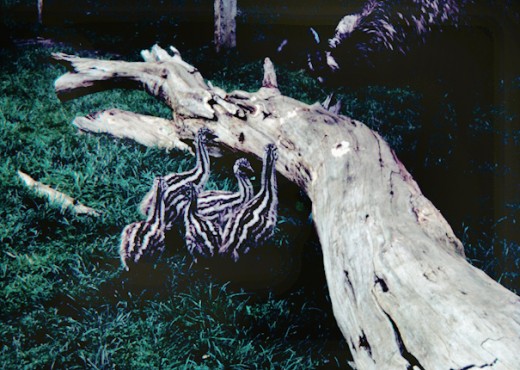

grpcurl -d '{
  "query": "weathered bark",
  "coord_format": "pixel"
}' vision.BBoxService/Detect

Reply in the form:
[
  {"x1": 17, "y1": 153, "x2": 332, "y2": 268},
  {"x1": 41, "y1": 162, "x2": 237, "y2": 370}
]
[
  {"x1": 52, "y1": 45, "x2": 520, "y2": 370},
  {"x1": 214, "y1": 0, "x2": 237, "y2": 52}
]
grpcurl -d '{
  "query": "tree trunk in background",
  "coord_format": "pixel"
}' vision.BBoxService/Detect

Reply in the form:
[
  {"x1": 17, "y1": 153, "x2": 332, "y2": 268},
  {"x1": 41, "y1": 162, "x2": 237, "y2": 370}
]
[
  {"x1": 52, "y1": 45, "x2": 520, "y2": 370},
  {"x1": 214, "y1": 0, "x2": 237, "y2": 52},
  {"x1": 37, "y1": 0, "x2": 43, "y2": 25}
]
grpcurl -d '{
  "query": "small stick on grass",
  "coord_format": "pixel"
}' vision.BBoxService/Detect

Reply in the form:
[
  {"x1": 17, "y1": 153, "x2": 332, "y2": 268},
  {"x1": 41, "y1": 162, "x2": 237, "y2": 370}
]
[{"x1": 17, "y1": 170, "x2": 101, "y2": 216}]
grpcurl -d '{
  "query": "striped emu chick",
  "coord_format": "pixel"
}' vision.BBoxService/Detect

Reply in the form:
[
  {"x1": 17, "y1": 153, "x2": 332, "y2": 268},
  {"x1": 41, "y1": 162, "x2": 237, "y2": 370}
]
[
  {"x1": 219, "y1": 144, "x2": 278, "y2": 262},
  {"x1": 184, "y1": 184, "x2": 221, "y2": 262},
  {"x1": 197, "y1": 158, "x2": 255, "y2": 226},
  {"x1": 120, "y1": 177, "x2": 167, "y2": 271},
  {"x1": 139, "y1": 127, "x2": 217, "y2": 230}
]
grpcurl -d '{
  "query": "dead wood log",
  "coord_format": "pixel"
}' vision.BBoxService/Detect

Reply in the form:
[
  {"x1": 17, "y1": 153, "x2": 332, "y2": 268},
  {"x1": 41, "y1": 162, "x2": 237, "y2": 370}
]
[
  {"x1": 52, "y1": 45, "x2": 520, "y2": 370},
  {"x1": 18, "y1": 170, "x2": 100, "y2": 216}
]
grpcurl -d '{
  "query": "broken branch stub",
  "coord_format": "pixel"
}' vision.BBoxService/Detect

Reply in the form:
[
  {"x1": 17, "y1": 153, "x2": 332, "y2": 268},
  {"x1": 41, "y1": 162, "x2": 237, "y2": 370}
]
[
  {"x1": 262, "y1": 57, "x2": 278, "y2": 89},
  {"x1": 52, "y1": 45, "x2": 520, "y2": 370}
]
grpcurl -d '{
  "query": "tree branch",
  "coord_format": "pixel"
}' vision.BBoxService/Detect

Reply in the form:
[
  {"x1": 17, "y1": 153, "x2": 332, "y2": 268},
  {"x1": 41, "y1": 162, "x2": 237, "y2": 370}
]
[
  {"x1": 18, "y1": 170, "x2": 101, "y2": 216},
  {"x1": 52, "y1": 44, "x2": 520, "y2": 370},
  {"x1": 75, "y1": 109, "x2": 193, "y2": 153}
]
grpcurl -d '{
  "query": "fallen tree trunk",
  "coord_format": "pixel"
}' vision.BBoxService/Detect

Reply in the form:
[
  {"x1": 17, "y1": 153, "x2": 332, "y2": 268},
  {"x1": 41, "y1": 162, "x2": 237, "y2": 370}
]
[{"x1": 53, "y1": 45, "x2": 520, "y2": 370}]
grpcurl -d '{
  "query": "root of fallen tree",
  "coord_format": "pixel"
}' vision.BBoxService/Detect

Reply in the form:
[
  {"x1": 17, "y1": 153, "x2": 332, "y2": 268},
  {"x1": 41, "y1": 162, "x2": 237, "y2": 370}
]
[{"x1": 53, "y1": 45, "x2": 519, "y2": 370}]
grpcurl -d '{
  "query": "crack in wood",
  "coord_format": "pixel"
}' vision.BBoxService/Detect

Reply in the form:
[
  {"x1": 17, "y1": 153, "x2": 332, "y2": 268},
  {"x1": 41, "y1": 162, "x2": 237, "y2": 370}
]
[
  {"x1": 389, "y1": 170, "x2": 402, "y2": 198},
  {"x1": 344, "y1": 270, "x2": 354, "y2": 290},
  {"x1": 295, "y1": 162, "x2": 312, "y2": 187},
  {"x1": 423, "y1": 272, "x2": 433, "y2": 282},
  {"x1": 409, "y1": 195, "x2": 423, "y2": 223},
  {"x1": 480, "y1": 337, "x2": 503, "y2": 347},
  {"x1": 390, "y1": 148, "x2": 406, "y2": 176},
  {"x1": 358, "y1": 331, "x2": 373, "y2": 358},
  {"x1": 374, "y1": 275, "x2": 389, "y2": 292},
  {"x1": 279, "y1": 138, "x2": 296, "y2": 151},
  {"x1": 375, "y1": 134, "x2": 384, "y2": 168},
  {"x1": 235, "y1": 101, "x2": 256, "y2": 114},
  {"x1": 343, "y1": 270, "x2": 356, "y2": 302},
  {"x1": 450, "y1": 358, "x2": 498, "y2": 370},
  {"x1": 382, "y1": 310, "x2": 426, "y2": 370}
]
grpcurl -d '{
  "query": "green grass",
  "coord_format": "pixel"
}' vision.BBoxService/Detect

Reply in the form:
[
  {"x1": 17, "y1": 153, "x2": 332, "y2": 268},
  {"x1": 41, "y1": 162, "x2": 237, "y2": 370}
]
[
  {"x1": 0, "y1": 41, "x2": 518, "y2": 369},
  {"x1": 0, "y1": 44, "x2": 349, "y2": 369}
]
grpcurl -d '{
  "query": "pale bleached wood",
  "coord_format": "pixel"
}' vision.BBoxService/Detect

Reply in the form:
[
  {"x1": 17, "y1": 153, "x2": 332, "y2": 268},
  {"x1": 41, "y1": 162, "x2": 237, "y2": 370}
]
[
  {"x1": 52, "y1": 45, "x2": 520, "y2": 370},
  {"x1": 53, "y1": 52, "x2": 216, "y2": 120},
  {"x1": 18, "y1": 170, "x2": 100, "y2": 216},
  {"x1": 74, "y1": 109, "x2": 193, "y2": 154},
  {"x1": 321, "y1": 93, "x2": 342, "y2": 114},
  {"x1": 262, "y1": 57, "x2": 279, "y2": 89}
]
